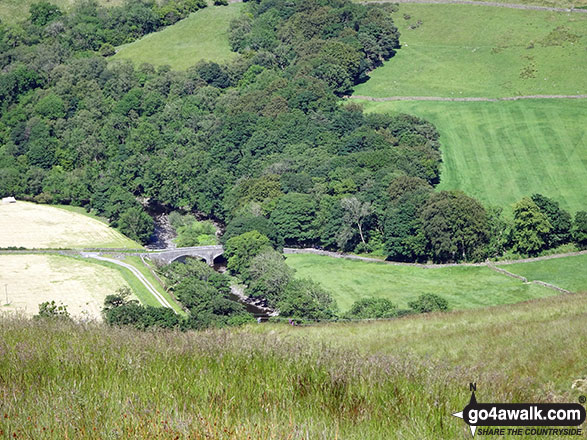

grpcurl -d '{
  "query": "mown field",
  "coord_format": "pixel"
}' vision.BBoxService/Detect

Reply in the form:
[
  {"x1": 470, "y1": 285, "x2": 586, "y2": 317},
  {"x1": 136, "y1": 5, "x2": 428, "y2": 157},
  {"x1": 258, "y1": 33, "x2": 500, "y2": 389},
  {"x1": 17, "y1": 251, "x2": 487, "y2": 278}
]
[
  {"x1": 355, "y1": 98, "x2": 587, "y2": 214},
  {"x1": 112, "y1": 4, "x2": 242, "y2": 70},
  {"x1": 352, "y1": 4, "x2": 587, "y2": 98},
  {"x1": 284, "y1": 254, "x2": 564, "y2": 312},
  {"x1": 0, "y1": 293, "x2": 585, "y2": 439},
  {"x1": 0, "y1": 202, "x2": 141, "y2": 249},
  {"x1": 0, "y1": 0, "x2": 124, "y2": 23},
  {"x1": 503, "y1": 253, "x2": 587, "y2": 292},
  {"x1": 0, "y1": 254, "x2": 130, "y2": 320}
]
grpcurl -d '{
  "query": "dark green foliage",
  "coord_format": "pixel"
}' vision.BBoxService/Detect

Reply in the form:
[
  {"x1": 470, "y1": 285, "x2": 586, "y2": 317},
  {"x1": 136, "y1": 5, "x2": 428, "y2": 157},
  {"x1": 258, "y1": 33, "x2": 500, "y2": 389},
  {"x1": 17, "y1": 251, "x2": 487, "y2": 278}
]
[
  {"x1": 30, "y1": 1, "x2": 62, "y2": 26},
  {"x1": 510, "y1": 197, "x2": 552, "y2": 255},
  {"x1": 35, "y1": 300, "x2": 71, "y2": 320},
  {"x1": 531, "y1": 193, "x2": 572, "y2": 248},
  {"x1": 343, "y1": 297, "x2": 398, "y2": 320},
  {"x1": 118, "y1": 206, "x2": 154, "y2": 244},
  {"x1": 408, "y1": 294, "x2": 449, "y2": 314},
  {"x1": 270, "y1": 193, "x2": 317, "y2": 246},
  {"x1": 573, "y1": 211, "x2": 587, "y2": 249},
  {"x1": 223, "y1": 215, "x2": 282, "y2": 247},
  {"x1": 276, "y1": 278, "x2": 338, "y2": 322},
  {"x1": 105, "y1": 263, "x2": 253, "y2": 330},
  {"x1": 420, "y1": 191, "x2": 489, "y2": 262},
  {"x1": 224, "y1": 231, "x2": 273, "y2": 275},
  {"x1": 245, "y1": 248, "x2": 294, "y2": 305}
]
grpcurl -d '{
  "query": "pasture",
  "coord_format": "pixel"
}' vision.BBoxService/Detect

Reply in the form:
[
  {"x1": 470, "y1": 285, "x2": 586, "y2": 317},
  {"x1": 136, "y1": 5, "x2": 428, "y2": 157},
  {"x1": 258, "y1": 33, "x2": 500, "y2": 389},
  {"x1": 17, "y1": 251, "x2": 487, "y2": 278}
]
[
  {"x1": 0, "y1": 0, "x2": 124, "y2": 23},
  {"x1": 0, "y1": 202, "x2": 141, "y2": 249},
  {"x1": 0, "y1": 255, "x2": 130, "y2": 320},
  {"x1": 112, "y1": 4, "x2": 243, "y2": 70},
  {"x1": 356, "y1": 98, "x2": 587, "y2": 214},
  {"x1": 0, "y1": 293, "x2": 585, "y2": 438},
  {"x1": 352, "y1": 4, "x2": 587, "y2": 98},
  {"x1": 284, "y1": 254, "x2": 558, "y2": 312},
  {"x1": 502, "y1": 253, "x2": 587, "y2": 292}
]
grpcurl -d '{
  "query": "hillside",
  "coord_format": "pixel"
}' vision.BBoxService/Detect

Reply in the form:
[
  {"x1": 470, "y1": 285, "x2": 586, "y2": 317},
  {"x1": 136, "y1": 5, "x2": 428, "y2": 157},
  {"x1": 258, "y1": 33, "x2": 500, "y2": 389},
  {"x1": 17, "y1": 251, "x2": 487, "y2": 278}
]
[
  {"x1": 112, "y1": 4, "x2": 243, "y2": 69},
  {"x1": 0, "y1": 0, "x2": 124, "y2": 23},
  {"x1": 0, "y1": 293, "x2": 585, "y2": 439}
]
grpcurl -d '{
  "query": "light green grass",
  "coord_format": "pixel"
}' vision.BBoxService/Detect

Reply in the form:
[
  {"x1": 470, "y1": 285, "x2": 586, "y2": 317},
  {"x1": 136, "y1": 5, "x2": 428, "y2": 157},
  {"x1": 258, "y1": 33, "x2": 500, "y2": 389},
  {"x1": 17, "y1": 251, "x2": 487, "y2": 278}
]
[
  {"x1": 285, "y1": 254, "x2": 557, "y2": 312},
  {"x1": 353, "y1": 5, "x2": 587, "y2": 98},
  {"x1": 0, "y1": 0, "x2": 124, "y2": 24},
  {"x1": 111, "y1": 4, "x2": 242, "y2": 70},
  {"x1": 359, "y1": 0, "x2": 587, "y2": 8},
  {"x1": 0, "y1": 293, "x2": 585, "y2": 439},
  {"x1": 121, "y1": 255, "x2": 186, "y2": 315},
  {"x1": 355, "y1": 99, "x2": 587, "y2": 214},
  {"x1": 502, "y1": 253, "x2": 587, "y2": 292}
]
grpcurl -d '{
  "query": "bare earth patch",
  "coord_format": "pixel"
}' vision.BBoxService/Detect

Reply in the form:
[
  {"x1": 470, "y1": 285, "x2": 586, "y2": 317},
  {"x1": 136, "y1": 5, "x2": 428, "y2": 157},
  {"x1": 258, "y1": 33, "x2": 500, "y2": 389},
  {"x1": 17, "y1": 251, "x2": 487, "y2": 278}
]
[
  {"x1": 0, "y1": 202, "x2": 139, "y2": 249},
  {"x1": 0, "y1": 255, "x2": 130, "y2": 320}
]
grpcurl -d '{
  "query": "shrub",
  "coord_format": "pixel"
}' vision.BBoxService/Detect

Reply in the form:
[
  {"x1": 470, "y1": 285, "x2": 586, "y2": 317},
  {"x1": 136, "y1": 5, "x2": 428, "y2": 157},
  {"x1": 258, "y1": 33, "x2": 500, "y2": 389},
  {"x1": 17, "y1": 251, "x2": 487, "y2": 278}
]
[{"x1": 408, "y1": 294, "x2": 449, "y2": 314}]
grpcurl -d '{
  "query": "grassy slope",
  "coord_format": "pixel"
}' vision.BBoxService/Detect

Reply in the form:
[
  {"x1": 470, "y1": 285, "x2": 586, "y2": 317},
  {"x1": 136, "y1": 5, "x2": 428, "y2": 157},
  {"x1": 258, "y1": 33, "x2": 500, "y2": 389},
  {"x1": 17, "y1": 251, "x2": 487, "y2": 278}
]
[
  {"x1": 356, "y1": 98, "x2": 587, "y2": 214},
  {"x1": 285, "y1": 254, "x2": 558, "y2": 312},
  {"x1": 0, "y1": 293, "x2": 585, "y2": 439},
  {"x1": 0, "y1": 0, "x2": 123, "y2": 24},
  {"x1": 353, "y1": 5, "x2": 587, "y2": 98},
  {"x1": 111, "y1": 4, "x2": 242, "y2": 70},
  {"x1": 121, "y1": 255, "x2": 186, "y2": 314},
  {"x1": 503, "y1": 253, "x2": 587, "y2": 291}
]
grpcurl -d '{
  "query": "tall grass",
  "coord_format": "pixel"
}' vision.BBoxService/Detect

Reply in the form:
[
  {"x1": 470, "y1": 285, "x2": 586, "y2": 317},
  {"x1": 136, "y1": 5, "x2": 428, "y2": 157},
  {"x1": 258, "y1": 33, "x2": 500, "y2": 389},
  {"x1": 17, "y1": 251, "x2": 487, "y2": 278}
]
[{"x1": 0, "y1": 293, "x2": 585, "y2": 439}]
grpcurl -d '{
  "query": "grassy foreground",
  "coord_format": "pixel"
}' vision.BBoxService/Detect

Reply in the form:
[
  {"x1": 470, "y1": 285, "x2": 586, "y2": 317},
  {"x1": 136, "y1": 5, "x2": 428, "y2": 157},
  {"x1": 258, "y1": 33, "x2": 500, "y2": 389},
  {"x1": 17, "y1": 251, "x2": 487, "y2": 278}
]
[
  {"x1": 0, "y1": 294, "x2": 585, "y2": 439},
  {"x1": 352, "y1": 4, "x2": 587, "y2": 98},
  {"x1": 356, "y1": 99, "x2": 587, "y2": 214},
  {"x1": 112, "y1": 4, "x2": 243, "y2": 70},
  {"x1": 285, "y1": 254, "x2": 559, "y2": 312}
]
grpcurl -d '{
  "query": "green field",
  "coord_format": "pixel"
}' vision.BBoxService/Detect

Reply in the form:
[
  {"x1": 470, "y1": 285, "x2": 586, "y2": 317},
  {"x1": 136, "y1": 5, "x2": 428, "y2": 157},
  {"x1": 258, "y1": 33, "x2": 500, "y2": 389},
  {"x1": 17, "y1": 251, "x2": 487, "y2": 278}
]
[
  {"x1": 284, "y1": 254, "x2": 562, "y2": 312},
  {"x1": 355, "y1": 98, "x2": 587, "y2": 214},
  {"x1": 352, "y1": 4, "x2": 587, "y2": 98},
  {"x1": 359, "y1": 0, "x2": 587, "y2": 8},
  {"x1": 0, "y1": 0, "x2": 123, "y2": 23},
  {"x1": 503, "y1": 253, "x2": 587, "y2": 292},
  {"x1": 112, "y1": 4, "x2": 242, "y2": 70},
  {"x1": 1, "y1": 293, "x2": 585, "y2": 439}
]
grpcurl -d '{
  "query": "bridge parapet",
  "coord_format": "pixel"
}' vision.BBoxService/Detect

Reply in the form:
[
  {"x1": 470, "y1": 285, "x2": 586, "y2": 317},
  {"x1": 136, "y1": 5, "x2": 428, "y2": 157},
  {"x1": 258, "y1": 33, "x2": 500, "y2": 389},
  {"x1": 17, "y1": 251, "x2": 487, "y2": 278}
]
[{"x1": 143, "y1": 245, "x2": 225, "y2": 266}]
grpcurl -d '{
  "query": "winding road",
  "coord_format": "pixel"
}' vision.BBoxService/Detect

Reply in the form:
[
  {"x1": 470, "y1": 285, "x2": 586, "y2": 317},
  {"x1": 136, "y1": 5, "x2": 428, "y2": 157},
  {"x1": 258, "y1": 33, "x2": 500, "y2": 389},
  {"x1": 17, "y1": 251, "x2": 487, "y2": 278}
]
[{"x1": 82, "y1": 253, "x2": 176, "y2": 310}]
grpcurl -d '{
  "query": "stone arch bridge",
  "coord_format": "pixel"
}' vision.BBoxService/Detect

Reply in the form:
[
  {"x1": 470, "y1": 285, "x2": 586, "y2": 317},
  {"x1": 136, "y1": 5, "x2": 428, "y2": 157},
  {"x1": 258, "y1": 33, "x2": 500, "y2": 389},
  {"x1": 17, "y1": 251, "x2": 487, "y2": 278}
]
[{"x1": 143, "y1": 245, "x2": 225, "y2": 266}]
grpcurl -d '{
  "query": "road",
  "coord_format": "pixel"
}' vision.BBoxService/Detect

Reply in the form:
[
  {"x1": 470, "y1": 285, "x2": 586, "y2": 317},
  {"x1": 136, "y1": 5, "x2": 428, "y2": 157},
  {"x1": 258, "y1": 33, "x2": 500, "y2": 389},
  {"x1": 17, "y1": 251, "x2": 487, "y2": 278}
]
[{"x1": 82, "y1": 253, "x2": 176, "y2": 311}]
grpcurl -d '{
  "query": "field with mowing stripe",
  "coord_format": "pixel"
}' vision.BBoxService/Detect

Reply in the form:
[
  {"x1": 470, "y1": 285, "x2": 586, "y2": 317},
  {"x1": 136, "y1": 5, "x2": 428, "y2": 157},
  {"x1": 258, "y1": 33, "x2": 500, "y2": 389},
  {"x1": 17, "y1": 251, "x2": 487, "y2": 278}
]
[
  {"x1": 0, "y1": 255, "x2": 131, "y2": 320},
  {"x1": 352, "y1": 4, "x2": 587, "y2": 98},
  {"x1": 503, "y1": 253, "x2": 587, "y2": 292},
  {"x1": 112, "y1": 4, "x2": 243, "y2": 70},
  {"x1": 355, "y1": 98, "x2": 587, "y2": 214},
  {"x1": 0, "y1": 202, "x2": 141, "y2": 249},
  {"x1": 285, "y1": 254, "x2": 558, "y2": 312}
]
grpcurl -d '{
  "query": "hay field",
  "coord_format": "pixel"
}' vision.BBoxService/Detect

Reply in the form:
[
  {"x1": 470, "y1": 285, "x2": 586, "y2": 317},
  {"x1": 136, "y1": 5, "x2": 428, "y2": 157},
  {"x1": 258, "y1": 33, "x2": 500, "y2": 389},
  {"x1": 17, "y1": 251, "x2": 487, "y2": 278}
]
[
  {"x1": 0, "y1": 202, "x2": 141, "y2": 249},
  {"x1": 0, "y1": 255, "x2": 130, "y2": 320}
]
